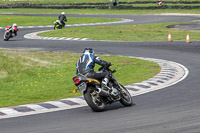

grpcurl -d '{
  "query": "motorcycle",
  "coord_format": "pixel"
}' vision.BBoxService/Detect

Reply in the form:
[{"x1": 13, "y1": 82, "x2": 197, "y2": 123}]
[
  {"x1": 54, "y1": 20, "x2": 65, "y2": 30},
  {"x1": 72, "y1": 64, "x2": 132, "y2": 112},
  {"x1": 4, "y1": 28, "x2": 16, "y2": 41},
  {"x1": 157, "y1": 1, "x2": 162, "y2": 6}
]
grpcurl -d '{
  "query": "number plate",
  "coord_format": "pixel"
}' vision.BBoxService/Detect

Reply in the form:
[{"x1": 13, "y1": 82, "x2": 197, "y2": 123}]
[{"x1": 78, "y1": 82, "x2": 87, "y2": 93}]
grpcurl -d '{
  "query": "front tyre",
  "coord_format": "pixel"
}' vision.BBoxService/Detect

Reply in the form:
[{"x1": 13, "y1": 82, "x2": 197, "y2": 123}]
[
  {"x1": 84, "y1": 87, "x2": 105, "y2": 112},
  {"x1": 119, "y1": 84, "x2": 132, "y2": 107},
  {"x1": 54, "y1": 24, "x2": 59, "y2": 30},
  {"x1": 4, "y1": 32, "x2": 10, "y2": 41}
]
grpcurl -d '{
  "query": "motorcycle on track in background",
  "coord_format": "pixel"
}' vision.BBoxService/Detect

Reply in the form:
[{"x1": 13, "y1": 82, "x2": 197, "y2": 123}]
[
  {"x1": 72, "y1": 64, "x2": 132, "y2": 112},
  {"x1": 54, "y1": 20, "x2": 64, "y2": 30},
  {"x1": 4, "y1": 27, "x2": 17, "y2": 41}
]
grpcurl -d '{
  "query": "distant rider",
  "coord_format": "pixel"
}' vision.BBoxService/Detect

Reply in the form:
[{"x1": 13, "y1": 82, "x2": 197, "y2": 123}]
[
  {"x1": 157, "y1": 0, "x2": 162, "y2": 6},
  {"x1": 58, "y1": 12, "x2": 67, "y2": 28},
  {"x1": 76, "y1": 48, "x2": 111, "y2": 90},
  {"x1": 6, "y1": 23, "x2": 18, "y2": 37}
]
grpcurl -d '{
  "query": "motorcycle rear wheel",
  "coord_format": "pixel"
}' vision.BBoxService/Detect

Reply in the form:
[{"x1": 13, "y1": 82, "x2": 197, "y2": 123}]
[
  {"x1": 119, "y1": 84, "x2": 132, "y2": 107},
  {"x1": 84, "y1": 87, "x2": 105, "y2": 112}
]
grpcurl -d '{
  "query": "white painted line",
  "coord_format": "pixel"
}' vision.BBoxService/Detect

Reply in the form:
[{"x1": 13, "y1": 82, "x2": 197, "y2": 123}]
[
  {"x1": 64, "y1": 38, "x2": 72, "y2": 40},
  {"x1": 25, "y1": 104, "x2": 47, "y2": 111},
  {"x1": 58, "y1": 37, "x2": 66, "y2": 40},
  {"x1": 44, "y1": 101, "x2": 71, "y2": 108},
  {"x1": 125, "y1": 85, "x2": 142, "y2": 90},
  {"x1": 52, "y1": 37, "x2": 59, "y2": 40},
  {"x1": 63, "y1": 98, "x2": 87, "y2": 105},
  {"x1": 134, "y1": 82, "x2": 151, "y2": 87},
  {"x1": 143, "y1": 81, "x2": 160, "y2": 85},
  {"x1": 72, "y1": 38, "x2": 80, "y2": 40},
  {"x1": 81, "y1": 38, "x2": 89, "y2": 41},
  {"x1": 0, "y1": 108, "x2": 20, "y2": 115}
]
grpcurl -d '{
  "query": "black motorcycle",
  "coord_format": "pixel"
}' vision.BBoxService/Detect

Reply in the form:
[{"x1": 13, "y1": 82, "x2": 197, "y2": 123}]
[{"x1": 72, "y1": 65, "x2": 132, "y2": 112}]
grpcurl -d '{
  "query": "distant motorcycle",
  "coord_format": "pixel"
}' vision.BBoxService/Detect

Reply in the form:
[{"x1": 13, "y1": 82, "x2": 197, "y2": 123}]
[
  {"x1": 157, "y1": 0, "x2": 162, "y2": 6},
  {"x1": 54, "y1": 20, "x2": 64, "y2": 30},
  {"x1": 73, "y1": 64, "x2": 132, "y2": 112},
  {"x1": 4, "y1": 27, "x2": 17, "y2": 41}
]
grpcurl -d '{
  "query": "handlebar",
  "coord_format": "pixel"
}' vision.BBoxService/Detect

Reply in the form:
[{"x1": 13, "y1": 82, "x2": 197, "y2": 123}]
[
  {"x1": 112, "y1": 69, "x2": 117, "y2": 73},
  {"x1": 98, "y1": 63, "x2": 114, "y2": 72}
]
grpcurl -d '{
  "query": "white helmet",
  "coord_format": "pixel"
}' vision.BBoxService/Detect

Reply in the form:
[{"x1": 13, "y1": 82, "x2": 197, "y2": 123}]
[
  {"x1": 12, "y1": 23, "x2": 17, "y2": 27},
  {"x1": 61, "y1": 12, "x2": 65, "y2": 15}
]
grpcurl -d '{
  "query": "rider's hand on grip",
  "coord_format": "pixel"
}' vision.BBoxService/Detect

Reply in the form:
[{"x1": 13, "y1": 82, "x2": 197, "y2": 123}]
[{"x1": 107, "y1": 62, "x2": 112, "y2": 66}]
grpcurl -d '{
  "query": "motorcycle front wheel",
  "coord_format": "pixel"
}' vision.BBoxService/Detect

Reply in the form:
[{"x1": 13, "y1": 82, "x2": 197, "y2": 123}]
[
  {"x1": 119, "y1": 84, "x2": 132, "y2": 107},
  {"x1": 84, "y1": 87, "x2": 105, "y2": 112},
  {"x1": 4, "y1": 32, "x2": 10, "y2": 41},
  {"x1": 54, "y1": 24, "x2": 59, "y2": 30}
]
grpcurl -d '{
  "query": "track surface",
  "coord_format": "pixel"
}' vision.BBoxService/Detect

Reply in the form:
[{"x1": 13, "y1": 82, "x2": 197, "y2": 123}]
[{"x1": 0, "y1": 14, "x2": 200, "y2": 133}]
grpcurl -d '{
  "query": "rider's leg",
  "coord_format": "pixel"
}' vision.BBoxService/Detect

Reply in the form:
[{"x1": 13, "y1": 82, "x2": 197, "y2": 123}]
[
  {"x1": 87, "y1": 71, "x2": 110, "y2": 90},
  {"x1": 101, "y1": 75, "x2": 110, "y2": 90},
  {"x1": 61, "y1": 22, "x2": 65, "y2": 28}
]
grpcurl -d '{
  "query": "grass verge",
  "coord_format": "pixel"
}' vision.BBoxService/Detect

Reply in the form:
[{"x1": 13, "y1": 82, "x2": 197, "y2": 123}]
[
  {"x1": 1, "y1": 8, "x2": 200, "y2": 15},
  {"x1": 0, "y1": 49, "x2": 160, "y2": 107},
  {"x1": 0, "y1": 15, "x2": 120, "y2": 27},
  {"x1": 39, "y1": 21, "x2": 200, "y2": 41}
]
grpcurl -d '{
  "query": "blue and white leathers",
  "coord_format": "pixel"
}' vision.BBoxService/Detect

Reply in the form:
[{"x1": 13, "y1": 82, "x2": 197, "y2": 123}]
[{"x1": 76, "y1": 51, "x2": 108, "y2": 75}]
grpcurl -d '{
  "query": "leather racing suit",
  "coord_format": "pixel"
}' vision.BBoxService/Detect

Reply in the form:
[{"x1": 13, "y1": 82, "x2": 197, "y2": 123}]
[
  {"x1": 58, "y1": 15, "x2": 67, "y2": 27},
  {"x1": 76, "y1": 53, "x2": 111, "y2": 86}
]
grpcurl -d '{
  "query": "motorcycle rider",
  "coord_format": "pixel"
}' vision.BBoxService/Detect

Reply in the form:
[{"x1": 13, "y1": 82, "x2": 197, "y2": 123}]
[
  {"x1": 6, "y1": 23, "x2": 18, "y2": 37},
  {"x1": 58, "y1": 12, "x2": 67, "y2": 28},
  {"x1": 76, "y1": 48, "x2": 111, "y2": 90},
  {"x1": 157, "y1": 0, "x2": 162, "y2": 6}
]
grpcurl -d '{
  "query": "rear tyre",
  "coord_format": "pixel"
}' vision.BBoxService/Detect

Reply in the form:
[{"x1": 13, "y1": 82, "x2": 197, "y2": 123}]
[
  {"x1": 62, "y1": 26, "x2": 64, "y2": 29},
  {"x1": 119, "y1": 84, "x2": 132, "y2": 106},
  {"x1": 84, "y1": 87, "x2": 105, "y2": 112}
]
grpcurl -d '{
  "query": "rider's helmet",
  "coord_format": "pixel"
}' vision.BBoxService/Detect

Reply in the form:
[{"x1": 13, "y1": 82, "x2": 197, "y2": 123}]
[
  {"x1": 61, "y1": 12, "x2": 65, "y2": 15},
  {"x1": 83, "y1": 48, "x2": 94, "y2": 55},
  {"x1": 12, "y1": 23, "x2": 17, "y2": 28}
]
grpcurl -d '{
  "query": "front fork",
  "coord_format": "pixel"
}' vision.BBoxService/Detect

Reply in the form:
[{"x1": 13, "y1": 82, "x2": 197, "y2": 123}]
[{"x1": 113, "y1": 81, "x2": 125, "y2": 94}]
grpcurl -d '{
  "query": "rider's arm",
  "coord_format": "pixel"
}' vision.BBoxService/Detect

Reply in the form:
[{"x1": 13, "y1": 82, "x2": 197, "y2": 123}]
[
  {"x1": 64, "y1": 16, "x2": 67, "y2": 22},
  {"x1": 14, "y1": 31, "x2": 17, "y2": 36},
  {"x1": 94, "y1": 56, "x2": 111, "y2": 67},
  {"x1": 14, "y1": 27, "x2": 18, "y2": 35}
]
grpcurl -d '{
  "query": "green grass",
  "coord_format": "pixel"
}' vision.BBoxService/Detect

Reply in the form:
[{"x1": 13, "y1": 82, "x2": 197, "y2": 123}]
[
  {"x1": 0, "y1": 15, "x2": 120, "y2": 27},
  {"x1": 1, "y1": 8, "x2": 200, "y2": 15},
  {"x1": 0, "y1": 49, "x2": 160, "y2": 107},
  {"x1": 39, "y1": 21, "x2": 200, "y2": 41}
]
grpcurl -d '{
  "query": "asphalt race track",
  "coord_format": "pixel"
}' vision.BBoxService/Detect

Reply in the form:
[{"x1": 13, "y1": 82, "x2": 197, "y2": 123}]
[{"x1": 0, "y1": 14, "x2": 200, "y2": 133}]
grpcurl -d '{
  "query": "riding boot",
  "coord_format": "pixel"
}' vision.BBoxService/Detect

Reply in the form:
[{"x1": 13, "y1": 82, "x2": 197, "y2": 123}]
[{"x1": 101, "y1": 78, "x2": 109, "y2": 91}]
